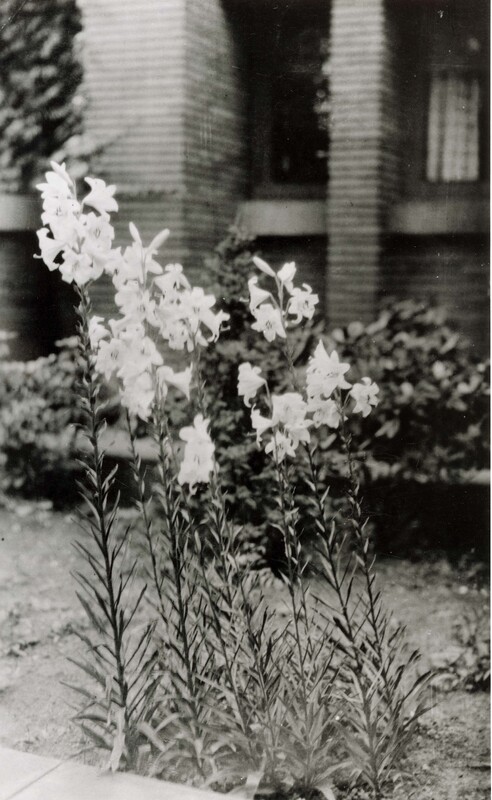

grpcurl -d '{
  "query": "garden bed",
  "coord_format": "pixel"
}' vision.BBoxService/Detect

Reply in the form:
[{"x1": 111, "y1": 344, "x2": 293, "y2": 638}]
[{"x1": 0, "y1": 501, "x2": 489, "y2": 799}]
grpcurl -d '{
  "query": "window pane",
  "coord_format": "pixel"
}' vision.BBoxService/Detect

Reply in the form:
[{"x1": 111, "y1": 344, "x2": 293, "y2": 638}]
[
  {"x1": 271, "y1": 24, "x2": 329, "y2": 184},
  {"x1": 426, "y1": 72, "x2": 481, "y2": 182}
]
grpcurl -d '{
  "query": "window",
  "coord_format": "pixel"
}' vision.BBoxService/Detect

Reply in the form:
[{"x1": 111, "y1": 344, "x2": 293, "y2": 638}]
[
  {"x1": 270, "y1": 25, "x2": 329, "y2": 184},
  {"x1": 248, "y1": 2, "x2": 330, "y2": 197},
  {"x1": 426, "y1": 71, "x2": 482, "y2": 182}
]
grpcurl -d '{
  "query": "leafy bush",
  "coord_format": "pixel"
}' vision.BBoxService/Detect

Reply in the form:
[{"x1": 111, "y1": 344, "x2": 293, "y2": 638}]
[
  {"x1": 433, "y1": 606, "x2": 490, "y2": 693},
  {"x1": 168, "y1": 227, "x2": 323, "y2": 565},
  {"x1": 0, "y1": 335, "x2": 82, "y2": 503},
  {"x1": 452, "y1": 609, "x2": 490, "y2": 692},
  {"x1": 322, "y1": 300, "x2": 490, "y2": 483}
]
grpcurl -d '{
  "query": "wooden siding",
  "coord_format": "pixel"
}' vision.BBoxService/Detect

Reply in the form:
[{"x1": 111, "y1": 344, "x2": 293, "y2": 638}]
[{"x1": 326, "y1": 0, "x2": 400, "y2": 326}]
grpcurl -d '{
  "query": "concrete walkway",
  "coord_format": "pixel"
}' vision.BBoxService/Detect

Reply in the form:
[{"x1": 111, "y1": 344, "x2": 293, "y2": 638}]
[{"x1": 0, "y1": 747, "x2": 228, "y2": 800}]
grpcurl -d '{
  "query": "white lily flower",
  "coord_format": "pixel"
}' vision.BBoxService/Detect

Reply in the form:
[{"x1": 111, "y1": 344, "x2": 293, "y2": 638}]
[
  {"x1": 252, "y1": 255, "x2": 276, "y2": 278},
  {"x1": 248, "y1": 276, "x2": 271, "y2": 312},
  {"x1": 265, "y1": 431, "x2": 297, "y2": 463},
  {"x1": 238, "y1": 362, "x2": 266, "y2": 407},
  {"x1": 178, "y1": 414, "x2": 215, "y2": 493},
  {"x1": 251, "y1": 303, "x2": 286, "y2": 342},
  {"x1": 36, "y1": 228, "x2": 66, "y2": 270},
  {"x1": 83, "y1": 177, "x2": 118, "y2": 215},
  {"x1": 349, "y1": 378, "x2": 380, "y2": 417},
  {"x1": 88, "y1": 316, "x2": 109, "y2": 350},
  {"x1": 277, "y1": 261, "x2": 296, "y2": 293},
  {"x1": 251, "y1": 407, "x2": 273, "y2": 444},
  {"x1": 271, "y1": 392, "x2": 311, "y2": 447},
  {"x1": 156, "y1": 365, "x2": 193, "y2": 400},
  {"x1": 120, "y1": 371, "x2": 155, "y2": 420},
  {"x1": 147, "y1": 228, "x2": 170, "y2": 254},
  {"x1": 307, "y1": 397, "x2": 341, "y2": 429},
  {"x1": 287, "y1": 284, "x2": 319, "y2": 324},
  {"x1": 306, "y1": 341, "x2": 351, "y2": 399}
]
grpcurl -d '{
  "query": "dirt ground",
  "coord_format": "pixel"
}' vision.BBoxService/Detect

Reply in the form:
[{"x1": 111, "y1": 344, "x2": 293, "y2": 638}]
[{"x1": 0, "y1": 501, "x2": 489, "y2": 799}]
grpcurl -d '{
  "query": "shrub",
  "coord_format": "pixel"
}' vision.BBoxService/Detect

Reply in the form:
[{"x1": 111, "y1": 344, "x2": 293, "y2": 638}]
[
  {"x1": 323, "y1": 300, "x2": 489, "y2": 483},
  {"x1": 0, "y1": 335, "x2": 82, "y2": 503},
  {"x1": 0, "y1": 0, "x2": 84, "y2": 192},
  {"x1": 189, "y1": 227, "x2": 323, "y2": 564}
]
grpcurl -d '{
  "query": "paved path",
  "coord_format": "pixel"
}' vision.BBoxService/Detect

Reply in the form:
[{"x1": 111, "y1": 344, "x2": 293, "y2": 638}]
[{"x1": 0, "y1": 747, "x2": 228, "y2": 800}]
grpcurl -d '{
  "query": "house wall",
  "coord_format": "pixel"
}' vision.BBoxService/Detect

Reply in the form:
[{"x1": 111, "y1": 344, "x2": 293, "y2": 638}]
[
  {"x1": 79, "y1": 0, "x2": 248, "y2": 312},
  {"x1": 380, "y1": 0, "x2": 489, "y2": 351},
  {"x1": 326, "y1": 0, "x2": 400, "y2": 327},
  {"x1": 326, "y1": 0, "x2": 488, "y2": 348},
  {"x1": 4, "y1": 0, "x2": 487, "y2": 356},
  {"x1": 78, "y1": 0, "x2": 189, "y2": 317},
  {"x1": 182, "y1": 0, "x2": 249, "y2": 285},
  {"x1": 381, "y1": 234, "x2": 489, "y2": 349}
]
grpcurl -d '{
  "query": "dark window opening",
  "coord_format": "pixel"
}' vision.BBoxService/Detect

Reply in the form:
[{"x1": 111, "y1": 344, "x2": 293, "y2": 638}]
[
  {"x1": 247, "y1": 2, "x2": 330, "y2": 197},
  {"x1": 270, "y1": 24, "x2": 329, "y2": 184}
]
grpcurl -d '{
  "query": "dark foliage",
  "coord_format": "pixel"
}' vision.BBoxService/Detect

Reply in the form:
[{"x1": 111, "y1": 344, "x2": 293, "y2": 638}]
[{"x1": 0, "y1": 0, "x2": 84, "y2": 191}]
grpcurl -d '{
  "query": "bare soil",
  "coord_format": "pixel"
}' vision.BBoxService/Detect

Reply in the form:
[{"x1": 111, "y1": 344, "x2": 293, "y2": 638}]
[{"x1": 0, "y1": 502, "x2": 489, "y2": 798}]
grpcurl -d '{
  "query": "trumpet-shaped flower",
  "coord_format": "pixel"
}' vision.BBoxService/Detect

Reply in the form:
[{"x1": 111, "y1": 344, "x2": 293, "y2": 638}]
[
  {"x1": 265, "y1": 431, "x2": 297, "y2": 463},
  {"x1": 41, "y1": 194, "x2": 80, "y2": 231},
  {"x1": 251, "y1": 303, "x2": 286, "y2": 342},
  {"x1": 88, "y1": 316, "x2": 109, "y2": 350},
  {"x1": 36, "y1": 166, "x2": 72, "y2": 200},
  {"x1": 271, "y1": 392, "x2": 311, "y2": 446},
  {"x1": 306, "y1": 341, "x2": 351, "y2": 399},
  {"x1": 146, "y1": 228, "x2": 170, "y2": 255},
  {"x1": 271, "y1": 392, "x2": 307, "y2": 427},
  {"x1": 248, "y1": 276, "x2": 271, "y2": 313},
  {"x1": 156, "y1": 365, "x2": 193, "y2": 400},
  {"x1": 114, "y1": 283, "x2": 157, "y2": 325},
  {"x1": 36, "y1": 228, "x2": 66, "y2": 270},
  {"x1": 120, "y1": 371, "x2": 155, "y2": 420},
  {"x1": 349, "y1": 377, "x2": 380, "y2": 417},
  {"x1": 178, "y1": 414, "x2": 215, "y2": 493},
  {"x1": 82, "y1": 212, "x2": 114, "y2": 253},
  {"x1": 162, "y1": 316, "x2": 191, "y2": 351},
  {"x1": 238, "y1": 362, "x2": 266, "y2": 407},
  {"x1": 205, "y1": 309, "x2": 230, "y2": 343},
  {"x1": 59, "y1": 249, "x2": 103, "y2": 285},
  {"x1": 251, "y1": 407, "x2": 273, "y2": 444},
  {"x1": 252, "y1": 255, "x2": 276, "y2": 278},
  {"x1": 277, "y1": 261, "x2": 296, "y2": 293},
  {"x1": 118, "y1": 335, "x2": 163, "y2": 380},
  {"x1": 95, "y1": 337, "x2": 125, "y2": 380},
  {"x1": 307, "y1": 397, "x2": 341, "y2": 429},
  {"x1": 154, "y1": 264, "x2": 191, "y2": 299},
  {"x1": 83, "y1": 177, "x2": 118, "y2": 215},
  {"x1": 48, "y1": 160, "x2": 74, "y2": 188},
  {"x1": 287, "y1": 284, "x2": 319, "y2": 324}
]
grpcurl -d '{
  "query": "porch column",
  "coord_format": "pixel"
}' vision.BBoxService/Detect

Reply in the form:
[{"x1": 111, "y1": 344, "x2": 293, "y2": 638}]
[{"x1": 327, "y1": 0, "x2": 399, "y2": 325}]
